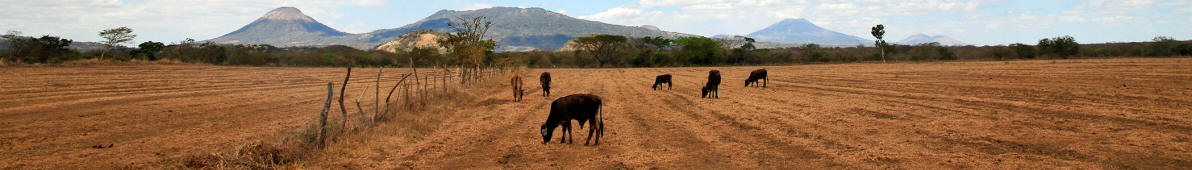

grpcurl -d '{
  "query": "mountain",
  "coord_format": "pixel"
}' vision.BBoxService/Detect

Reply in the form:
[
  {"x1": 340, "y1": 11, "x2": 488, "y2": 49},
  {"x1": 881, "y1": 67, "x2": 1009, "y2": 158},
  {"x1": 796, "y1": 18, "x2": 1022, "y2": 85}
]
[
  {"x1": 896, "y1": 34, "x2": 965, "y2": 46},
  {"x1": 206, "y1": 7, "x2": 370, "y2": 48},
  {"x1": 365, "y1": 7, "x2": 694, "y2": 51},
  {"x1": 746, "y1": 18, "x2": 869, "y2": 46},
  {"x1": 209, "y1": 7, "x2": 694, "y2": 51}
]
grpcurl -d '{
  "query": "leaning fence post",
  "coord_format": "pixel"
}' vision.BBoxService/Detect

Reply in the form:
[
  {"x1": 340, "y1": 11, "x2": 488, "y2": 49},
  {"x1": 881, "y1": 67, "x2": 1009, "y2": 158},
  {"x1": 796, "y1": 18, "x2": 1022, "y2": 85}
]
[
  {"x1": 338, "y1": 67, "x2": 351, "y2": 133},
  {"x1": 318, "y1": 82, "x2": 332, "y2": 148},
  {"x1": 379, "y1": 73, "x2": 410, "y2": 121}
]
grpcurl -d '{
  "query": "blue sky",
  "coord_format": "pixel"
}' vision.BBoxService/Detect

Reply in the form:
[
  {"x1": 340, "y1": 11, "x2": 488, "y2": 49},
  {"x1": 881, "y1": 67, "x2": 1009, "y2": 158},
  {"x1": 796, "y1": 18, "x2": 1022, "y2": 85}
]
[{"x1": 1, "y1": 0, "x2": 1188, "y2": 46}]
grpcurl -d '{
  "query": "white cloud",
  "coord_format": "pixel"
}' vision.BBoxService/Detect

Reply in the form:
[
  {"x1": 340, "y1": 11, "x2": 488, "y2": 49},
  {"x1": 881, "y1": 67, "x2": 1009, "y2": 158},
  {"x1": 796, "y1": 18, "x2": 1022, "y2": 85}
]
[
  {"x1": 0, "y1": 0, "x2": 389, "y2": 43},
  {"x1": 578, "y1": 0, "x2": 982, "y2": 37},
  {"x1": 460, "y1": 3, "x2": 495, "y2": 10}
]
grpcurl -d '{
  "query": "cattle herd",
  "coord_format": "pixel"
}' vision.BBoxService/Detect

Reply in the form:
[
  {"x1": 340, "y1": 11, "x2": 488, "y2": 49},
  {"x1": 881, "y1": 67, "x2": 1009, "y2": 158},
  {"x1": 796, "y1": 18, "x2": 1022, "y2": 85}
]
[{"x1": 517, "y1": 69, "x2": 769, "y2": 146}]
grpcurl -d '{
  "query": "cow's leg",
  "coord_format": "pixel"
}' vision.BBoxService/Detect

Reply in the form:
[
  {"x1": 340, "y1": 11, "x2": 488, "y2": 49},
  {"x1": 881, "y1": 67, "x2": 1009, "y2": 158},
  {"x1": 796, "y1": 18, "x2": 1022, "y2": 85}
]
[{"x1": 585, "y1": 123, "x2": 596, "y2": 145}]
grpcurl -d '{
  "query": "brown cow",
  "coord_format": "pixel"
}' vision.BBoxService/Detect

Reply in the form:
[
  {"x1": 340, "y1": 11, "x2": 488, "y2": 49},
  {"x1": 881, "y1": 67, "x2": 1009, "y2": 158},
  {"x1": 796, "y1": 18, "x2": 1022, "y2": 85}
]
[
  {"x1": 511, "y1": 73, "x2": 525, "y2": 102},
  {"x1": 653, "y1": 74, "x2": 672, "y2": 90},
  {"x1": 702, "y1": 70, "x2": 721, "y2": 99},
  {"x1": 745, "y1": 69, "x2": 767, "y2": 88},
  {"x1": 540, "y1": 72, "x2": 552, "y2": 97},
  {"x1": 540, "y1": 94, "x2": 605, "y2": 146}
]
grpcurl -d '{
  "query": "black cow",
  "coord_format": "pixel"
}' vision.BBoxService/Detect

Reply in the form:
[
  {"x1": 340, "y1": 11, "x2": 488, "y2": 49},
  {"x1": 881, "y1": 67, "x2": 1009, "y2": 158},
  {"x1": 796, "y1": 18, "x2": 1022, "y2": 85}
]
[
  {"x1": 745, "y1": 69, "x2": 767, "y2": 88},
  {"x1": 540, "y1": 94, "x2": 605, "y2": 145},
  {"x1": 540, "y1": 72, "x2": 552, "y2": 97},
  {"x1": 701, "y1": 70, "x2": 721, "y2": 98},
  {"x1": 653, "y1": 74, "x2": 672, "y2": 90}
]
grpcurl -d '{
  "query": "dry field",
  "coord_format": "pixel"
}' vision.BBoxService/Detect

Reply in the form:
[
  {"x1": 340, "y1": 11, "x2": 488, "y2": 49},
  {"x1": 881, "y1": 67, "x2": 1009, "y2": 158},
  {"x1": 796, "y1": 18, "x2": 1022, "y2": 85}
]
[{"x1": 2, "y1": 58, "x2": 1191, "y2": 169}]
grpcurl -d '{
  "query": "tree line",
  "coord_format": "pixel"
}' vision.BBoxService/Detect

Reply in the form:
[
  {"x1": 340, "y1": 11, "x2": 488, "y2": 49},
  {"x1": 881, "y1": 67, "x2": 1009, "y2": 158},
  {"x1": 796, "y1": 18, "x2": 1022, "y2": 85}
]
[{"x1": 3, "y1": 26, "x2": 1191, "y2": 67}]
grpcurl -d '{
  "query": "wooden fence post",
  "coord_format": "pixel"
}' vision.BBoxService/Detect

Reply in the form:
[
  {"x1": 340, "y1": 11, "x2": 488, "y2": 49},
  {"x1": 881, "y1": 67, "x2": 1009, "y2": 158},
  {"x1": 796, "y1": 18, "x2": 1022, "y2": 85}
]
[
  {"x1": 379, "y1": 73, "x2": 410, "y2": 121},
  {"x1": 338, "y1": 67, "x2": 351, "y2": 133},
  {"x1": 318, "y1": 82, "x2": 332, "y2": 148},
  {"x1": 374, "y1": 68, "x2": 382, "y2": 120}
]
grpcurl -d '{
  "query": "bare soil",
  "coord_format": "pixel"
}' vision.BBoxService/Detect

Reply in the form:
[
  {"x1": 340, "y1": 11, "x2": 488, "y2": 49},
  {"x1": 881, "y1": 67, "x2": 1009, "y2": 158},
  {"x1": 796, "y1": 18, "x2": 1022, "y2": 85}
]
[{"x1": 2, "y1": 58, "x2": 1191, "y2": 169}]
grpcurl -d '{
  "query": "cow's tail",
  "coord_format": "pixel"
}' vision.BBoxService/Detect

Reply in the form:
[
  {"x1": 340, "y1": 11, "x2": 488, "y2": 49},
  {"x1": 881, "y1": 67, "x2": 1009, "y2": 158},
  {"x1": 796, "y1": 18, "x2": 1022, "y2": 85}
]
[{"x1": 598, "y1": 99, "x2": 605, "y2": 144}]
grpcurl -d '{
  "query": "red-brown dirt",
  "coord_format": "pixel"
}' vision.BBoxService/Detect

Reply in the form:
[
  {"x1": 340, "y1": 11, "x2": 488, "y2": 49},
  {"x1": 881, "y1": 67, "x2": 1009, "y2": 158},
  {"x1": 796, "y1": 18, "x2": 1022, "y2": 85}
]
[{"x1": 2, "y1": 58, "x2": 1190, "y2": 169}]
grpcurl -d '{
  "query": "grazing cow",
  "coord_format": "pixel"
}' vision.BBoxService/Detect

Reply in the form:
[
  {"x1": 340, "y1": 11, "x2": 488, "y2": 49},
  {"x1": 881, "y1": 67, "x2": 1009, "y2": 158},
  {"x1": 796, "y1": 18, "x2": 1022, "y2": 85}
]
[
  {"x1": 702, "y1": 70, "x2": 721, "y2": 99},
  {"x1": 745, "y1": 69, "x2": 768, "y2": 88},
  {"x1": 540, "y1": 72, "x2": 552, "y2": 97},
  {"x1": 540, "y1": 94, "x2": 605, "y2": 146},
  {"x1": 511, "y1": 73, "x2": 524, "y2": 102},
  {"x1": 653, "y1": 74, "x2": 672, "y2": 90}
]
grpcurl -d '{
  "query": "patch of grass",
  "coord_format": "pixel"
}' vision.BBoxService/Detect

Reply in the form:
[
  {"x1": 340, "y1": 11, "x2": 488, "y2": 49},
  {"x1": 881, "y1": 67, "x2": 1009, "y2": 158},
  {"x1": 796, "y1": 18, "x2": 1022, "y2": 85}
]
[{"x1": 176, "y1": 70, "x2": 513, "y2": 169}]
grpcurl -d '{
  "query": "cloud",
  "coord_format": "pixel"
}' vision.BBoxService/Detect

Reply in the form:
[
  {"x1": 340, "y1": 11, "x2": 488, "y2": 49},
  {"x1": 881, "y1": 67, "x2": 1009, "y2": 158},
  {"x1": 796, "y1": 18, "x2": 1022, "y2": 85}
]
[
  {"x1": 578, "y1": 0, "x2": 982, "y2": 37},
  {"x1": 460, "y1": 3, "x2": 495, "y2": 10},
  {"x1": 0, "y1": 0, "x2": 389, "y2": 43}
]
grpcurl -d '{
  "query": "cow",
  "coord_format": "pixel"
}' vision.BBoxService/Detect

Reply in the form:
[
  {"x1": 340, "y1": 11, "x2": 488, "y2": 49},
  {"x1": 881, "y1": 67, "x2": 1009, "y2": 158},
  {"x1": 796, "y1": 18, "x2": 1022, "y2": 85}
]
[
  {"x1": 653, "y1": 74, "x2": 672, "y2": 90},
  {"x1": 540, "y1": 94, "x2": 605, "y2": 146},
  {"x1": 702, "y1": 70, "x2": 721, "y2": 99},
  {"x1": 511, "y1": 73, "x2": 525, "y2": 102},
  {"x1": 540, "y1": 72, "x2": 552, "y2": 97},
  {"x1": 745, "y1": 69, "x2": 768, "y2": 88}
]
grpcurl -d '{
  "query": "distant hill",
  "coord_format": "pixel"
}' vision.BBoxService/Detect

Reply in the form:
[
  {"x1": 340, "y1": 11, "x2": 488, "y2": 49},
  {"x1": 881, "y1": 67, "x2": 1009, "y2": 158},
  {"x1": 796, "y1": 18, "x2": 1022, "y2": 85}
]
[
  {"x1": 364, "y1": 7, "x2": 694, "y2": 51},
  {"x1": 209, "y1": 7, "x2": 695, "y2": 51},
  {"x1": 746, "y1": 18, "x2": 869, "y2": 46},
  {"x1": 896, "y1": 33, "x2": 966, "y2": 46},
  {"x1": 373, "y1": 30, "x2": 446, "y2": 53},
  {"x1": 1, "y1": 36, "x2": 106, "y2": 52},
  {"x1": 206, "y1": 7, "x2": 371, "y2": 48}
]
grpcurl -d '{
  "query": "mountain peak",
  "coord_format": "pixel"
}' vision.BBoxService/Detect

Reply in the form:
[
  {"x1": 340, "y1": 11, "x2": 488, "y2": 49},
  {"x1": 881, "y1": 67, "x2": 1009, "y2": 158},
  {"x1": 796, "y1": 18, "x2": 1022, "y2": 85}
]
[
  {"x1": 261, "y1": 7, "x2": 315, "y2": 22},
  {"x1": 747, "y1": 18, "x2": 868, "y2": 45},
  {"x1": 780, "y1": 18, "x2": 810, "y2": 23},
  {"x1": 896, "y1": 33, "x2": 966, "y2": 46}
]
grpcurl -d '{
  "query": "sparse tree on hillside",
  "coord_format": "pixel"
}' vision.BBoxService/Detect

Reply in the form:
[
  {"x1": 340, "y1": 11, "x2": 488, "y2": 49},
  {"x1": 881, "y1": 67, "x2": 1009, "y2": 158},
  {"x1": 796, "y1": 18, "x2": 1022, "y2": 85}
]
[
  {"x1": 871, "y1": 24, "x2": 887, "y2": 62},
  {"x1": 741, "y1": 36, "x2": 756, "y2": 51},
  {"x1": 573, "y1": 34, "x2": 627, "y2": 67},
  {"x1": 99, "y1": 26, "x2": 136, "y2": 60}
]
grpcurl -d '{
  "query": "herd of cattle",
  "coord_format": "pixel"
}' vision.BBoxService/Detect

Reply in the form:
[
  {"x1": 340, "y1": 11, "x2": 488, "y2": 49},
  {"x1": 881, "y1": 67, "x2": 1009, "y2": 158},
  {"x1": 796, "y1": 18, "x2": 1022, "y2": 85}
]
[{"x1": 509, "y1": 69, "x2": 769, "y2": 146}]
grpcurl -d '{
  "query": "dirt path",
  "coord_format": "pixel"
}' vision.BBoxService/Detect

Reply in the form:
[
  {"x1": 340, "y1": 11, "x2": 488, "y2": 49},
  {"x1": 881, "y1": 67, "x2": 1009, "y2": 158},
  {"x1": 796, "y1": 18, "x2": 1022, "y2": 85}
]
[{"x1": 2, "y1": 58, "x2": 1191, "y2": 169}]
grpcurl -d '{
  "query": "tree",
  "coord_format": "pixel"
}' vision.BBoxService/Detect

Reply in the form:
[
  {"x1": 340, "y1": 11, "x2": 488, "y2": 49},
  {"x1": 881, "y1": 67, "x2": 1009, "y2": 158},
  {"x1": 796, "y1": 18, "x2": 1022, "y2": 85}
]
[
  {"x1": 573, "y1": 34, "x2": 628, "y2": 67},
  {"x1": 640, "y1": 36, "x2": 672, "y2": 49},
  {"x1": 1146, "y1": 36, "x2": 1177, "y2": 56},
  {"x1": 3, "y1": 31, "x2": 23, "y2": 62},
  {"x1": 871, "y1": 24, "x2": 887, "y2": 62},
  {"x1": 1010, "y1": 43, "x2": 1036, "y2": 59},
  {"x1": 674, "y1": 37, "x2": 722, "y2": 65},
  {"x1": 441, "y1": 16, "x2": 495, "y2": 84},
  {"x1": 132, "y1": 41, "x2": 165, "y2": 60},
  {"x1": 740, "y1": 36, "x2": 756, "y2": 51},
  {"x1": 1037, "y1": 35, "x2": 1078, "y2": 59},
  {"x1": 99, "y1": 26, "x2": 136, "y2": 60}
]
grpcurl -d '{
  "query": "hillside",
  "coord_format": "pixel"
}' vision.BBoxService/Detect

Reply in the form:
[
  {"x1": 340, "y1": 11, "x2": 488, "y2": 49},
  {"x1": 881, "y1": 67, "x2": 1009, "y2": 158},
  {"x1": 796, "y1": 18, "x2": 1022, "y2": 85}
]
[
  {"x1": 209, "y1": 7, "x2": 695, "y2": 51},
  {"x1": 896, "y1": 33, "x2": 966, "y2": 46},
  {"x1": 206, "y1": 7, "x2": 376, "y2": 48},
  {"x1": 364, "y1": 7, "x2": 694, "y2": 51},
  {"x1": 747, "y1": 18, "x2": 869, "y2": 46}
]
